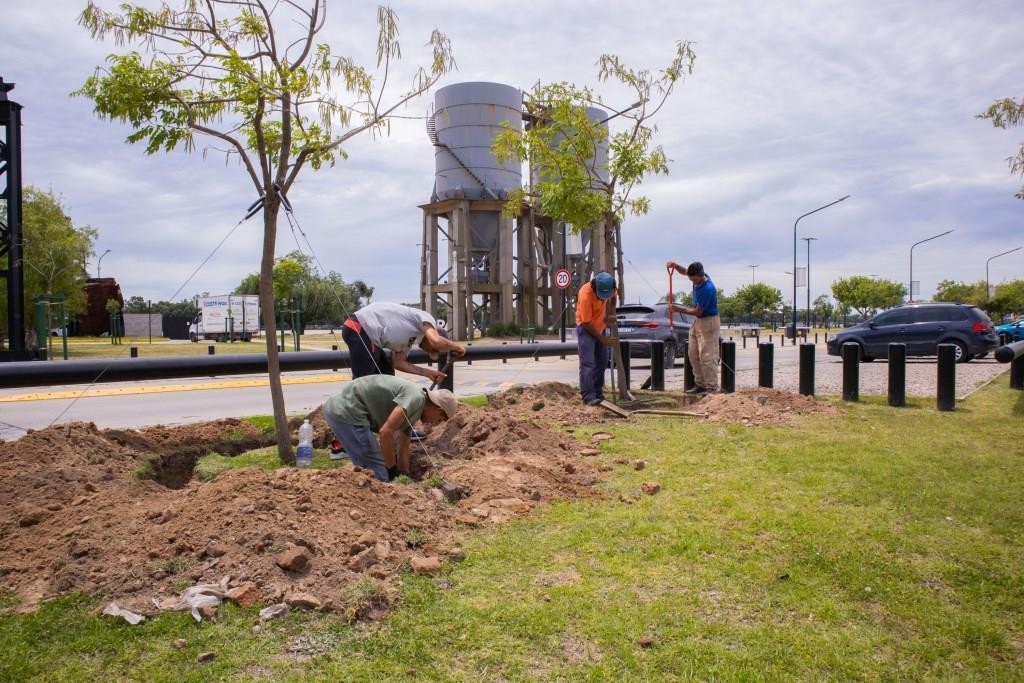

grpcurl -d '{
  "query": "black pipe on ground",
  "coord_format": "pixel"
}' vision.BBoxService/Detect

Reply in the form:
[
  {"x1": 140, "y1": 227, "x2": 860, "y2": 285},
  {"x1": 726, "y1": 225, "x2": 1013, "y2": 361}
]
[{"x1": 0, "y1": 343, "x2": 580, "y2": 389}]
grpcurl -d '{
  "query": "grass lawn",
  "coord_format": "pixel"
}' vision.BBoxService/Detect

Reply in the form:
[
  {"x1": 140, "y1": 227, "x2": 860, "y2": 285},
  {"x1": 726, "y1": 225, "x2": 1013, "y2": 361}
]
[{"x1": 2, "y1": 383, "x2": 1022, "y2": 681}]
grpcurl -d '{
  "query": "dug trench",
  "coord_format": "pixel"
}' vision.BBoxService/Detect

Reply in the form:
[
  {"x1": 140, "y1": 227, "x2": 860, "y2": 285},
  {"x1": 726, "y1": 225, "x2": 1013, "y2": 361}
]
[{"x1": 0, "y1": 382, "x2": 833, "y2": 620}]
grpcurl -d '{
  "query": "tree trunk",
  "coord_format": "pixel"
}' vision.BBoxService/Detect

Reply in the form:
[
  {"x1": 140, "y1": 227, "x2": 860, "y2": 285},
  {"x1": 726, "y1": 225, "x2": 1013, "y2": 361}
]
[{"x1": 260, "y1": 203, "x2": 294, "y2": 464}]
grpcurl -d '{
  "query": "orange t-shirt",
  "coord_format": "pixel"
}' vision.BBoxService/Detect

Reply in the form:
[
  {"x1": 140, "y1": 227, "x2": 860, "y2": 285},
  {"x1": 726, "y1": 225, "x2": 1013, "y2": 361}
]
[{"x1": 576, "y1": 282, "x2": 611, "y2": 333}]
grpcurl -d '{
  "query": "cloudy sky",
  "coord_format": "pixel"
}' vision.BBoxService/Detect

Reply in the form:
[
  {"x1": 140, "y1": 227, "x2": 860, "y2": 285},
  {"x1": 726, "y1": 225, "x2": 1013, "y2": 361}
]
[{"x1": 4, "y1": 0, "x2": 1022, "y2": 312}]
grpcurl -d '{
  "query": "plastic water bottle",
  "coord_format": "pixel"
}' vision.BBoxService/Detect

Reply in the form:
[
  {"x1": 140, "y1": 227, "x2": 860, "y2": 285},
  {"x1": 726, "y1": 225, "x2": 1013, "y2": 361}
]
[{"x1": 296, "y1": 419, "x2": 313, "y2": 468}]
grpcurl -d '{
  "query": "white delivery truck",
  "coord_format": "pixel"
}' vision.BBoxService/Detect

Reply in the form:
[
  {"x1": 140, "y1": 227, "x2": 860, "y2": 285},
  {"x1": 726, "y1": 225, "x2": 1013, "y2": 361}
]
[{"x1": 189, "y1": 295, "x2": 260, "y2": 342}]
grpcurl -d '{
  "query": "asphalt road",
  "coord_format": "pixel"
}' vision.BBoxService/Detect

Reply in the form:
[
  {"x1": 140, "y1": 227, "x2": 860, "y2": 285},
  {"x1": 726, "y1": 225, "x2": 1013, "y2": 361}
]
[{"x1": 0, "y1": 341, "x2": 813, "y2": 440}]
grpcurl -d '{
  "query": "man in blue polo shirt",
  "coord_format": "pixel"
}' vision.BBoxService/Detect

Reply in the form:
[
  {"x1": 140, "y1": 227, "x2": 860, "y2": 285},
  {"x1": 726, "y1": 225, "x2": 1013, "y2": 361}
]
[{"x1": 667, "y1": 261, "x2": 719, "y2": 394}]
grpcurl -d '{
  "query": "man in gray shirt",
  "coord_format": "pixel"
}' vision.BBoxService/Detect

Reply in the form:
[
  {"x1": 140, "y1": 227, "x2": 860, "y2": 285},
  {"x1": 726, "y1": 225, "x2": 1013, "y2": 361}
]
[
  {"x1": 342, "y1": 302, "x2": 465, "y2": 384},
  {"x1": 323, "y1": 375, "x2": 458, "y2": 481}
]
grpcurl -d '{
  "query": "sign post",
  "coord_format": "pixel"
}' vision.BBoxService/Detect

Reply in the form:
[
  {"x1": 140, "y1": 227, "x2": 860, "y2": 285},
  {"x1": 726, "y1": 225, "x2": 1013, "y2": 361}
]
[{"x1": 555, "y1": 268, "x2": 571, "y2": 343}]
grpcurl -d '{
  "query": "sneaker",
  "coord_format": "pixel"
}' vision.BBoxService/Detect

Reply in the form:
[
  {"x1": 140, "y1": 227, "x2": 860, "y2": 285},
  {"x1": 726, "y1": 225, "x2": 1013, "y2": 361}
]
[
  {"x1": 329, "y1": 439, "x2": 346, "y2": 460},
  {"x1": 684, "y1": 386, "x2": 703, "y2": 395},
  {"x1": 585, "y1": 398, "x2": 603, "y2": 406},
  {"x1": 410, "y1": 429, "x2": 428, "y2": 441}
]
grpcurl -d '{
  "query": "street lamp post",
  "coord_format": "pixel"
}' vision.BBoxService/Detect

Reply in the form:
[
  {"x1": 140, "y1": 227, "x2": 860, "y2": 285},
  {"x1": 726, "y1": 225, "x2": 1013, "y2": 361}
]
[
  {"x1": 908, "y1": 230, "x2": 953, "y2": 302},
  {"x1": 97, "y1": 249, "x2": 111, "y2": 279},
  {"x1": 986, "y1": 246, "x2": 1022, "y2": 300},
  {"x1": 801, "y1": 237, "x2": 817, "y2": 327},
  {"x1": 748, "y1": 264, "x2": 759, "y2": 284},
  {"x1": 793, "y1": 196, "x2": 849, "y2": 339}
]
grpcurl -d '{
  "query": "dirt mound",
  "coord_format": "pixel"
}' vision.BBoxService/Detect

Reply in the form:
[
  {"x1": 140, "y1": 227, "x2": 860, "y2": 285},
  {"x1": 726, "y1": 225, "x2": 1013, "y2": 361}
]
[
  {"x1": 485, "y1": 381, "x2": 606, "y2": 424},
  {"x1": 695, "y1": 388, "x2": 837, "y2": 426},
  {"x1": 0, "y1": 403, "x2": 601, "y2": 615}
]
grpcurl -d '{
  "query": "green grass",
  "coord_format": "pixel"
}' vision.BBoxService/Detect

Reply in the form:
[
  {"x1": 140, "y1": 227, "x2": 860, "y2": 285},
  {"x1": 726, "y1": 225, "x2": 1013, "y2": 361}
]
[
  {"x1": 3, "y1": 382, "x2": 1023, "y2": 681},
  {"x1": 459, "y1": 394, "x2": 489, "y2": 408},
  {"x1": 194, "y1": 446, "x2": 348, "y2": 481}
]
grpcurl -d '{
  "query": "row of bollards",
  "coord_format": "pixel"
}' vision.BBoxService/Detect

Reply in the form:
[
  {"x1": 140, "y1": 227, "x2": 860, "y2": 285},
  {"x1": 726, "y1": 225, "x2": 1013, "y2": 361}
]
[{"x1": 644, "y1": 338, "x2": 959, "y2": 411}]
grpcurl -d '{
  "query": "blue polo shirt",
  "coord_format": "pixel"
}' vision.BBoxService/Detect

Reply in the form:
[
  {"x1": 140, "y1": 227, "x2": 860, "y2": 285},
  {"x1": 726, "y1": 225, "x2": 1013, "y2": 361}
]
[{"x1": 693, "y1": 276, "x2": 718, "y2": 317}]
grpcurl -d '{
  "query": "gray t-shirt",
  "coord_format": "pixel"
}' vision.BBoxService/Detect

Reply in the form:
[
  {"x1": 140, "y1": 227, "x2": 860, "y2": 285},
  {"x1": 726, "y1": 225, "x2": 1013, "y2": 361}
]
[
  {"x1": 354, "y1": 303, "x2": 436, "y2": 353},
  {"x1": 323, "y1": 375, "x2": 425, "y2": 434}
]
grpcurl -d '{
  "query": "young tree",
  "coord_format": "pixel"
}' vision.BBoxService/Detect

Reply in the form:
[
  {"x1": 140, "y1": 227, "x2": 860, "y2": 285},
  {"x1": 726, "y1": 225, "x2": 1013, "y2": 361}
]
[
  {"x1": 77, "y1": 1, "x2": 454, "y2": 462},
  {"x1": 492, "y1": 42, "x2": 696, "y2": 396},
  {"x1": 1, "y1": 187, "x2": 96, "y2": 331},
  {"x1": 978, "y1": 97, "x2": 1024, "y2": 199},
  {"x1": 831, "y1": 275, "x2": 906, "y2": 317}
]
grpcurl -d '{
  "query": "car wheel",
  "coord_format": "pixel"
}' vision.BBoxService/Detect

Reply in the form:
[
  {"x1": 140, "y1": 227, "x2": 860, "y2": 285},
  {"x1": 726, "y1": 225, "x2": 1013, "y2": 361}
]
[
  {"x1": 189, "y1": 333, "x2": 198, "y2": 343},
  {"x1": 943, "y1": 340, "x2": 969, "y2": 363},
  {"x1": 664, "y1": 341, "x2": 676, "y2": 369}
]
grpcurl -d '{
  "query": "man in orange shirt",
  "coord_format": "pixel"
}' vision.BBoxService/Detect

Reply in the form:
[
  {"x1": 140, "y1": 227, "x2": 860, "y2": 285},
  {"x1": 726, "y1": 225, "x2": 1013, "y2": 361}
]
[{"x1": 576, "y1": 271, "x2": 617, "y2": 405}]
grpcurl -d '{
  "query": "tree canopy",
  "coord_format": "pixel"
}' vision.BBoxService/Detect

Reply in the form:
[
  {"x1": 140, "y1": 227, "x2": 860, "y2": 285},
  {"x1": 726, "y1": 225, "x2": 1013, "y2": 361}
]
[
  {"x1": 831, "y1": 276, "x2": 907, "y2": 317},
  {"x1": 77, "y1": 1, "x2": 454, "y2": 462},
  {"x1": 234, "y1": 250, "x2": 361, "y2": 323},
  {"x1": 732, "y1": 283, "x2": 783, "y2": 321},
  {"x1": 0, "y1": 187, "x2": 97, "y2": 332},
  {"x1": 978, "y1": 97, "x2": 1024, "y2": 199}
]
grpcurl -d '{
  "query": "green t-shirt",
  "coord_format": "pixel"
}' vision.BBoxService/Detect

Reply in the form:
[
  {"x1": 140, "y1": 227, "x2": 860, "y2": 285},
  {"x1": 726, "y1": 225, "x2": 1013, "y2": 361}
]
[{"x1": 323, "y1": 375, "x2": 425, "y2": 434}]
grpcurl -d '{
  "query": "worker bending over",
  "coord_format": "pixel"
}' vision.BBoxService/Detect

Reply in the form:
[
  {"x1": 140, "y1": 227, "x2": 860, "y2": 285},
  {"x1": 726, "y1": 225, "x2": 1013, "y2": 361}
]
[
  {"x1": 575, "y1": 271, "x2": 617, "y2": 405},
  {"x1": 322, "y1": 376, "x2": 458, "y2": 482}
]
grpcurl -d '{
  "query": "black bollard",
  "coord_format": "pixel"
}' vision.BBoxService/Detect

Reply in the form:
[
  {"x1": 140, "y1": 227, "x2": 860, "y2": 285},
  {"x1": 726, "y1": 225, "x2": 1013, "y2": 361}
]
[
  {"x1": 618, "y1": 341, "x2": 631, "y2": 390},
  {"x1": 841, "y1": 343, "x2": 859, "y2": 402},
  {"x1": 798, "y1": 343, "x2": 815, "y2": 396},
  {"x1": 682, "y1": 339, "x2": 696, "y2": 391},
  {"x1": 936, "y1": 344, "x2": 956, "y2": 411},
  {"x1": 502, "y1": 341, "x2": 507, "y2": 364},
  {"x1": 742, "y1": 335, "x2": 747, "y2": 350},
  {"x1": 466, "y1": 342, "x2": 472, "y2": 365},
  {"x1": 208, "y1": 345, "x2": 215, "y2": 355},
  {"x1": 1011, "y1": 356, "x2": 1024, "y2": 390},
  {"x1": 651, "y1": 341, "x2": 665, "y2": 391},
  {"x1": 721, "y1": 340, "x2": 736, "y2": 393},
  {"x1": 130, "y1": 346, "x2": 138, "y2": 358},
  {"x1": 758, "y1": 342, "x2": 774, "y2": 388},
  {"x1": 331, "y1": 344, "x2": 339, "y2": 372},
  {"x1": 888, "y1": 343, "x2": 906, "y2": 407},
  {"x1": 815, "y1": 333, "x2": 819, "y2": 344}
]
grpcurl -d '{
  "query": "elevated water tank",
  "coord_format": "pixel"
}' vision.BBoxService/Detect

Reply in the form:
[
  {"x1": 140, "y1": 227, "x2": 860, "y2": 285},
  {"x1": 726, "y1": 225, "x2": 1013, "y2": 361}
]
[{"x1": 432, "y1": 82, "x2": 522, "y2": 201}]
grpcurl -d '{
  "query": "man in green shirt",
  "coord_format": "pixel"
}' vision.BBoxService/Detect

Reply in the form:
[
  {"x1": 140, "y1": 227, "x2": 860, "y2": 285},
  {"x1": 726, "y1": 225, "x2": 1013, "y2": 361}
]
[{"x1": 322, "y1": 375, "x2": 458, "y2": 481}]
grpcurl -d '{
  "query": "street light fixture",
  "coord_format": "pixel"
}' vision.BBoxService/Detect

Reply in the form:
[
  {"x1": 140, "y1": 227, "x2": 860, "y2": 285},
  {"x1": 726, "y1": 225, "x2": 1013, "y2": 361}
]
[
  {"x1": 908, "y1": 230, "x2": 953, "y2": 302},
  {"x1": 97, "y1": 249, "x2": 111, "y2": 279},
  {"x1": 986, "y1": 246, "x2": 1022, "y2": 300},
  {"x1": 793, "y1": 196, "x2": 849, "y2": 338},
  {"x1": 801, "y1": 237, "x2": 818, "y2": 326},
  {"x1": 748, "y1": 264, "x2": 759, "y2": 284}
]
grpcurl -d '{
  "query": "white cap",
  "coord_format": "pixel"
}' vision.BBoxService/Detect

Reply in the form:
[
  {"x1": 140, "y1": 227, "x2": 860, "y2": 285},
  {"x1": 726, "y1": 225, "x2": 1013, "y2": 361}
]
[{"x1": 424, "y1": 388, "x2": 458, "y2": 418}]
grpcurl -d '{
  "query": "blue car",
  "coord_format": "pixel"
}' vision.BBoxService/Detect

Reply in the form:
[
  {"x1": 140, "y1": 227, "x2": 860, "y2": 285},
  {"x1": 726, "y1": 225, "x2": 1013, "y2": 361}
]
[{"x1": 996, "y1": 317, "x2": 1024, "y2": 343}]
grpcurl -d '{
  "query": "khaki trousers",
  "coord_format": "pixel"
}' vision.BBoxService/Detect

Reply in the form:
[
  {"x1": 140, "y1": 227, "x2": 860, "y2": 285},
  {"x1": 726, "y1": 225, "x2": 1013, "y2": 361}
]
[{"x1": 688, "y1": 315, "x2": 720, "y2": 390}]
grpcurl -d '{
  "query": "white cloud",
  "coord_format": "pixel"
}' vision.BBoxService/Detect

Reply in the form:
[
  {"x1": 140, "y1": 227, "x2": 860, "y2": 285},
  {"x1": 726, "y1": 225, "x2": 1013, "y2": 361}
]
[{"x1": 2, "y1": 0, "x2": 1022, "y2": 310}]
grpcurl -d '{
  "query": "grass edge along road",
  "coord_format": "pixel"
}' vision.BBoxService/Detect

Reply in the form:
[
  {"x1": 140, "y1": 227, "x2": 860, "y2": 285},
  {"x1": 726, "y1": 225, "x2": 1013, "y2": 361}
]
[{"x1": 2, "y1": 383, "x2": 1022, "y2": 681}]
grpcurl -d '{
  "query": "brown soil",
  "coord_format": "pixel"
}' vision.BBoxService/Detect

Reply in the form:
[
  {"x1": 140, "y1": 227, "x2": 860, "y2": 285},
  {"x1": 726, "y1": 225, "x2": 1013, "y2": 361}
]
[
  {"x1": 0, "y1": 382, "x2": 831, "y2": 616},
  {"x1": 0, "y1": 398, "x2": 600, "y2": 616},
  {"x1": 695, "y1": 387, "x2": 838, "y2": 426}
]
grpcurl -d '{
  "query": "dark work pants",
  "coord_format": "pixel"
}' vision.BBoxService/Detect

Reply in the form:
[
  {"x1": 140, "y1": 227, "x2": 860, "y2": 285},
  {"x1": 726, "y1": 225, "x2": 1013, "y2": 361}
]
[
  {"x1": 577, "y1": 325, "x2": 608, "y2": 402},
  {"x1": 341, "y1": 324, "x2": 393, "y2": 379}
]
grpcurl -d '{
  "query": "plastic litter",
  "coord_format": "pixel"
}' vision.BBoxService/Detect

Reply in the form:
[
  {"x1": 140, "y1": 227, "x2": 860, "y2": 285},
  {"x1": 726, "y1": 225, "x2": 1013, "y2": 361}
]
[
  {"x1": 259, "y1": 603, "x2": 290, "y2": 620},
  {"x1": 155, "y1": 577, "x2": 231, "y2": 622},
  {"x1": 101, "y1": 601, "x2": 146, "y2": 625}
]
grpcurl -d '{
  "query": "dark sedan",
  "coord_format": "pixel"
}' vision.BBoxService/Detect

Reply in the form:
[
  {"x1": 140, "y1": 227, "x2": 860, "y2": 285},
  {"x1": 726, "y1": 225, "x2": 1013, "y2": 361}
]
[{"x1": 615, "y1": 303, "x2": 693, "y2": 368}]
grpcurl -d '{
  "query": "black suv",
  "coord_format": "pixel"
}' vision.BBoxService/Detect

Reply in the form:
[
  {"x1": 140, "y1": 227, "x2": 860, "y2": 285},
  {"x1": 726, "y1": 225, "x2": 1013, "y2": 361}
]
[
  {"x1": 616, "y1": 303, "x2": 693, "y2": 368},
  {"x1": 826, "y1": 302, "x2": 998, "y2": 363}
]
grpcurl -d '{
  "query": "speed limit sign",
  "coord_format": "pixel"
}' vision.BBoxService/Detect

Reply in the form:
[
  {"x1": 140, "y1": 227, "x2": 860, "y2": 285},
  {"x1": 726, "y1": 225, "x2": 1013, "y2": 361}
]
[{"x1": 554, "y1": 268, "x2": 572, "y2": 289}]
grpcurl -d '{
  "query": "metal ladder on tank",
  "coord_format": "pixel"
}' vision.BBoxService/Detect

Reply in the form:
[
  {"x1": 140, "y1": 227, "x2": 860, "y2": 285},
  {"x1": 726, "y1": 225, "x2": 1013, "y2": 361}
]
[{"x1": 426, "y1": 115, "x2": 499, "y2": 200}]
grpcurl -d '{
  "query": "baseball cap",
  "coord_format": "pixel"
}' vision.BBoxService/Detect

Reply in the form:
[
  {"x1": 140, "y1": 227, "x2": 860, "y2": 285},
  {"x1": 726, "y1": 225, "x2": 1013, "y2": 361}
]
[
  {"x1": 595, "y1": 271, "x2": 615, "y2": 299},
  {"x1": 425, "y1": 388, "x2": 458, "y2": 418}
]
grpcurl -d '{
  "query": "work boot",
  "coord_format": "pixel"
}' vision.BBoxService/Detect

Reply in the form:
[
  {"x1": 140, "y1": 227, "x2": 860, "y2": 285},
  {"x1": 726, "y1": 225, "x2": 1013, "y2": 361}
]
[{"x1": 684, "y1": 386, "x2": 703, "y2": 395}]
